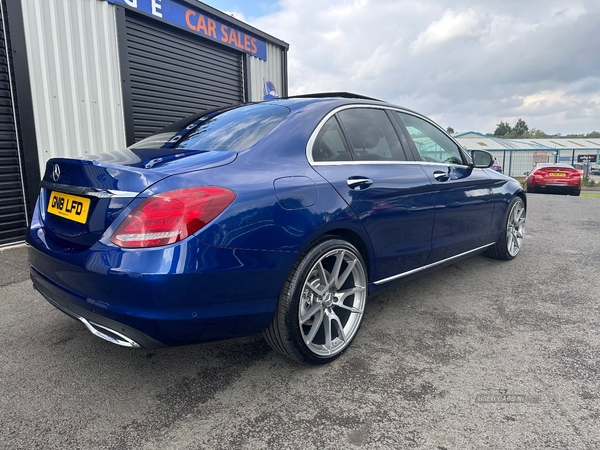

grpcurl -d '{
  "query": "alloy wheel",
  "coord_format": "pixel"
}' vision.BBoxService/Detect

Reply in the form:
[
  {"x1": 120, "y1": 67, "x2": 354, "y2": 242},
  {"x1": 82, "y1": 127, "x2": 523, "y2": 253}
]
[
  {"x1": 298, "y1": 248, "x2": 367, "y2": 357},
  {"x1": 506, "y1": 200, "x2": 526, "y2": 257}
]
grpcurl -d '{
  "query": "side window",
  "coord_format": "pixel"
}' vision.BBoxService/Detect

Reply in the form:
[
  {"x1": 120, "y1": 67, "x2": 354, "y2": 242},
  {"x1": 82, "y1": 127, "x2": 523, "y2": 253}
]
[
  {"x1": 396, "y1": 112, "x2": 464, "y2": 165},
  {"x1": 337, "y1": 109, "x2": 406, "y2": 161},
  {"x1": 312, "y1": 117, "x2": 352, "y2": 162}
]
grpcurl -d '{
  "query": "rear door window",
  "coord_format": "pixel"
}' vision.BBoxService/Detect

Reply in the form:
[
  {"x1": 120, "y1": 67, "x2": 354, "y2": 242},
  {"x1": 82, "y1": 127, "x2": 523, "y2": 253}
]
[{"x1": 337, "y1": 108, "x2": 406, "y2": 162}]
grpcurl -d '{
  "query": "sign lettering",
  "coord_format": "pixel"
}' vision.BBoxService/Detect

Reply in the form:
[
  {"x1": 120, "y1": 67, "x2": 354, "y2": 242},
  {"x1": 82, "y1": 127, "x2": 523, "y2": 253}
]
[{"x1": 106, "y1": 0, "x2": 267, "y2": 60}]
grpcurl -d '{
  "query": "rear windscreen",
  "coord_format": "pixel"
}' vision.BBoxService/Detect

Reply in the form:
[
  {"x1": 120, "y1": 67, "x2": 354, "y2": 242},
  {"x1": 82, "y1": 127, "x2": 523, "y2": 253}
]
[{"x1": 129, "y1": 103, "x2": 289, "y2": 152}]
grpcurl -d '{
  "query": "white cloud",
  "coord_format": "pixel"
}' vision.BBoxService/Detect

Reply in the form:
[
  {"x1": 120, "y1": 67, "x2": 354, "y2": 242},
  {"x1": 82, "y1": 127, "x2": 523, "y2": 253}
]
[
  {"x1": 410, "y1": 8, "x2": 485, "y2": 54},
  {"x1": 233, "y1": 0, "x2": 600, "y2": 134}
]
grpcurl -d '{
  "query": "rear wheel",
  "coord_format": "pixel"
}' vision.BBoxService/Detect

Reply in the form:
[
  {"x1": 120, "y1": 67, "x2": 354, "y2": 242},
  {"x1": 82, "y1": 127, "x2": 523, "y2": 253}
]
[
  {"x1": 526, "y1": 184, "x2": 535, "y2": 194},
  {"x1": 485, "y1": 196, "x2": 526, "y2": 260},
  {"x1": 573, "y1": 190, "x2": 581, "y2": 196},
  {"x1": 263, "y1": 237, "x2": 367, "y2": 365}
]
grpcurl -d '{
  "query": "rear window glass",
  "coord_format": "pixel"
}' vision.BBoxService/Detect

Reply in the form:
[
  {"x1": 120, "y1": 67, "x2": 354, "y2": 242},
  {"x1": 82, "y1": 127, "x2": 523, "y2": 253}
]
[
  {"x1": 129, "y1": 103, "x2": 289, "y2": 152},
  {"x1": 176, "y1": 104, "x2": 289, "y2": 151}
]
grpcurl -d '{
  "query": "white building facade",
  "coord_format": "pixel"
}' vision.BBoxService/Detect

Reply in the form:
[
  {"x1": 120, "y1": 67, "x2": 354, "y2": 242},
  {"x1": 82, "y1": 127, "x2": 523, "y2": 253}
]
[{"x1": 0, "y1": 0, "x2": 288, "y2": 245}]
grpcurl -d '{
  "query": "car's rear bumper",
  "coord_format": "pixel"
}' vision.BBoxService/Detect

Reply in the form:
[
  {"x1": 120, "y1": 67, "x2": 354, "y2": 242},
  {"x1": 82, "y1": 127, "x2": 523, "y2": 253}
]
[
  {"x1": 532, "y1": 182, "x2": 580, "y2": 193},
  {"x1": 27, "y1": 227, "x2": 293, "y2": 347},
  {"x1": 31, "y1": 266, "x2": 166, "y2": 349}
]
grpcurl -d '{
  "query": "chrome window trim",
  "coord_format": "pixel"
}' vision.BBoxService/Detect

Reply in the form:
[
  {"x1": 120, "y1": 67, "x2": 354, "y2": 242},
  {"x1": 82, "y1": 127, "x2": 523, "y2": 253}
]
[
  {"x1": 374, "y1": 243, "x2": 495, "y2": 285},
  {"x1": 41, "y1": 180, "x2": 139, "y2": 198},
  {"x1": 420, "y1": 161, "x2": 471, "y2": 168},
  {"x1": 306, "y1": 104, "x2": 406, "y2": 165},
  {"x1": 310, "y1": 159, "x2": 472, "y2": 169},
  {"x1": 306, "y1": 104, "x2": 471, "y2": 168},
  {"x1": 395, "y1": 109, "x2": 470, "y2": 165},
  {"x1": 311, "y1": 160, "x2": 417, "y2": 166}
]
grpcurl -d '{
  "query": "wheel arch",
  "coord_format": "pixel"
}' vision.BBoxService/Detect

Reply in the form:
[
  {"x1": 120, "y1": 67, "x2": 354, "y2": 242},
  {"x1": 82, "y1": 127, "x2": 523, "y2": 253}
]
[
  {"x1": 263, "y1": 227, "x2": 371, "y2": 364},
  {"x1": 324, "y1": 228, "x2": 372, "y2": 280},
  {"x1": 515, "y1": 190, "x2": 527, "y2": 209},
  {"x1": 297, "y1": 223, "x2": 375, "y2": 284},
  {"x1": 500, "y1": 190, "x2": 527, "y2": 230}
]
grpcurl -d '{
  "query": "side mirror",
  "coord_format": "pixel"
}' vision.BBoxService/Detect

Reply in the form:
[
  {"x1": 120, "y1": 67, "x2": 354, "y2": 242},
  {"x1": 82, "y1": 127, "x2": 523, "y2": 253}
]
[
  {"x1": 523, "y1": 171, "x2": 530, "y2": 176},
  {"x1": 471, "y1": 150, "x2": 493, "y2": 168}
]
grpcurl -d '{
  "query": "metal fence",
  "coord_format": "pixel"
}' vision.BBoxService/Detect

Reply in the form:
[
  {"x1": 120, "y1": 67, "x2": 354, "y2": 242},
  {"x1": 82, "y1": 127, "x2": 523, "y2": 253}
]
[{"x1": 484, "y1": 149, "x2": 600, "y2": 178}]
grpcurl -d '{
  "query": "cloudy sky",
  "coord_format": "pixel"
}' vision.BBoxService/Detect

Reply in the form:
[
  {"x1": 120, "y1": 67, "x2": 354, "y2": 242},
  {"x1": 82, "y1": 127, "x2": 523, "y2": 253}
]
[{"x1": 201, "y1": 0, "x2": 600, "y2": 135}]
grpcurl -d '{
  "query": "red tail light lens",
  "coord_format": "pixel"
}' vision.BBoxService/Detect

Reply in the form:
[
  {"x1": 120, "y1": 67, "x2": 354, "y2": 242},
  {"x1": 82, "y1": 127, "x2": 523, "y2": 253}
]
[{"x1": 111, "y1": 187, "x2": 236, "y2": 248}]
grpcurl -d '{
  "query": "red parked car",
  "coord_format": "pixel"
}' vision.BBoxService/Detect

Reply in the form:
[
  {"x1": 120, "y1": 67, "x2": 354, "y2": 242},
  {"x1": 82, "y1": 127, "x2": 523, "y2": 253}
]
[{"x1": 525, "y1": 163, "x2": 581, "y2": 196}]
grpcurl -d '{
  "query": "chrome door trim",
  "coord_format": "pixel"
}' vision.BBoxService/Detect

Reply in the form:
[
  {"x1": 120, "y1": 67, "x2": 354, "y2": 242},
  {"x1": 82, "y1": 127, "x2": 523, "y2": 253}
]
[{"x1": 373, "y1": 243, "x2": 495, "y2": 285}]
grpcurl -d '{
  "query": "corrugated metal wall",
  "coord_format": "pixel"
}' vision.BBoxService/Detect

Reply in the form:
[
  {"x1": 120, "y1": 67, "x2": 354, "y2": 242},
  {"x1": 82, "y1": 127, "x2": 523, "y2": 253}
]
[
  {"x1": 123, "y1": 11, "x2": 244, "y2": 141},
  {"x1": 0, "y1": 0, "x2": 28, "y2": 245},
  {"x1": 249, "y1": 42, "x2": 285, "y2": 102},
  {"x1": 20, "y1": 0, "x2": 126, "y2": 173}
]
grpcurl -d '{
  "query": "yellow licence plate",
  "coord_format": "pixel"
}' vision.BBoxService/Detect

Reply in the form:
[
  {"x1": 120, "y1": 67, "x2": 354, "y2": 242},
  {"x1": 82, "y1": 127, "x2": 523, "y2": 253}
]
[
  {"x1": 47, "y1": 191, "x2": 91, "y2": 224},
  {"x1": 549, "y1": 172, "x2": 566, "y2": 177}
]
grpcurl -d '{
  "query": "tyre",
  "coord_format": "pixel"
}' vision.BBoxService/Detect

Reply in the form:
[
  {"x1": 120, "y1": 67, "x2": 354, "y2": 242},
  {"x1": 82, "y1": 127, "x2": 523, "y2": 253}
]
[
  {"x1": 573, "y1": 190, "x2": 581, "y2": 196},
  {"x1": 485, "y1": 196, "x2": 526, "y2": 261},
  {"x1": 526, "y1": 184, "x2": 535, "y2": 194},
  {"x1": 263, "y1": 237, "x2": 367, "y2": 365}
]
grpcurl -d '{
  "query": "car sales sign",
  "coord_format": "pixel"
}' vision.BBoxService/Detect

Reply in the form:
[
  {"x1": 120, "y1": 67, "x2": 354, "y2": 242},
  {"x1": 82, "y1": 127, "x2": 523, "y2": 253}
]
[{"x1": 106, "y1": 0, "x2": 268, "y2": 60}]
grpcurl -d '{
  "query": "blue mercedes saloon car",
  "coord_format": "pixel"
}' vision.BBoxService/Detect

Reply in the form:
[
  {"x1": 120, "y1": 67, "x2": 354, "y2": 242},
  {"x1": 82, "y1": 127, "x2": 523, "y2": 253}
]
[{"x1": 27, "y1": 94, "x2": 526, "y2": 364}]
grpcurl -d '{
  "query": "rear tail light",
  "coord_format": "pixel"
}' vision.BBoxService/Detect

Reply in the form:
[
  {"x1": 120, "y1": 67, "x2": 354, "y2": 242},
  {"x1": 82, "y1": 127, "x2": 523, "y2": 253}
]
[{"x1": 111, "y1": 187, "x2": 236, "y2": 248}]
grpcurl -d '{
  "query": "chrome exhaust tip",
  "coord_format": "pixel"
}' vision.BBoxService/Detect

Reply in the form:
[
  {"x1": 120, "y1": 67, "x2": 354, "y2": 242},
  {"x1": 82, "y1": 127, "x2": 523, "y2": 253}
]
[{"x1": 78, "y1": 317, "x2": 140, "y2": 348}]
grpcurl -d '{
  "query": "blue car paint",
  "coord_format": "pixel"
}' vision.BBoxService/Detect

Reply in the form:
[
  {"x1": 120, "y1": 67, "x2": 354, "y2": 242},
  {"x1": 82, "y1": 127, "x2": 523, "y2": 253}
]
[
  {"x1": 27, "y1": 97, "x2": 524, "y2": 349},
  {"x1": 39, "y1": 152, "x2": 239, "y2": 249},
  {"x1": 420, "y1": 163, "x2": 497, "y2": 262},
  {"x1": 273, "y1": 176, "x2": 319, "y2": 209},
  {"x1": 487, "y1": 176, "x2": 526, "y2": 233},
  {"x1": 29, "y1": 129, "x2": 374, "y2": 345},
  {"x1": 29, "y1": 201, "x2": 292, "y2": 346},
  {"x1": 312, "y1": 163, "x2": 435, "y2": 281}
]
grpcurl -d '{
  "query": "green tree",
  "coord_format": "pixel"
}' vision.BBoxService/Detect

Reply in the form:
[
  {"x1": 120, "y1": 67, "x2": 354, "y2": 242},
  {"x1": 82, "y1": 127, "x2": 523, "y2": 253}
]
[
  {"x1": 565, "y1": 131, "x2": 600, "y2": 138},
  {"x1": 446, "y1": 126, "x2": 455, "y2": 134},
  {"x1": 512, "y1": 118, "x2": 529, "y2": 137},
  {"x1": 494, "y1": 121, "x2": 511, "y2": 137},
  {"x1": 488, "y1": 122, "x2": 598, "y2": 140},
  {"x1": 528, "y1": 128, "x2": 549, "y2": 138}
]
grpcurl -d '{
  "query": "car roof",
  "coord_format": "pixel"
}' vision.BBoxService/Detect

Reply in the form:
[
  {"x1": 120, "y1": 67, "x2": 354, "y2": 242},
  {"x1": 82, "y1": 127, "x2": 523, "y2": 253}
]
[
  {"x1": 159, "y1": 94, "x2": 432, "y2": 141},
  {"x1": 536, "y1": 163, "x2": 576, "y2": 169},
  {"x1": 265, "y1": 93, "x2": 424, "y2": 117},
  {"x1": 286, "y1": 92, "x2": 383, "y2": 101}
]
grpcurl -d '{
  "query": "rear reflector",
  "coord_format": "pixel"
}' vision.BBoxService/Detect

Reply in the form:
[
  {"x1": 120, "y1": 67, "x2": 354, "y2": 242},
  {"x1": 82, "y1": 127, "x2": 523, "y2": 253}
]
[{"x1": 110, "y1": 187, "x2": 235, "y2": 248}]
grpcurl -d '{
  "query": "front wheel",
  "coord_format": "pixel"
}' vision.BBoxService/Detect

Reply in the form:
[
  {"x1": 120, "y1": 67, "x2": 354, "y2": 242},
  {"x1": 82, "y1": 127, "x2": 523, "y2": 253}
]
[
  {"x1": 263, "y1": 237, "x2": 367, "y2": 365},
  {"x1": 485, "y1": 196, "x2": 526, "y2": 260}
]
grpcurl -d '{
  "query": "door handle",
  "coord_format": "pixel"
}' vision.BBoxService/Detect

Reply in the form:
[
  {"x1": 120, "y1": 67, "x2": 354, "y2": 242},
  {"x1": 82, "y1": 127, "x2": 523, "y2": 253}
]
[
  {"x1": 347, "y1": 177, "x2": 373, "y2": 190},
  {"x1": 433, "y1": 171, "x2": 450, "y2": 182}
]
